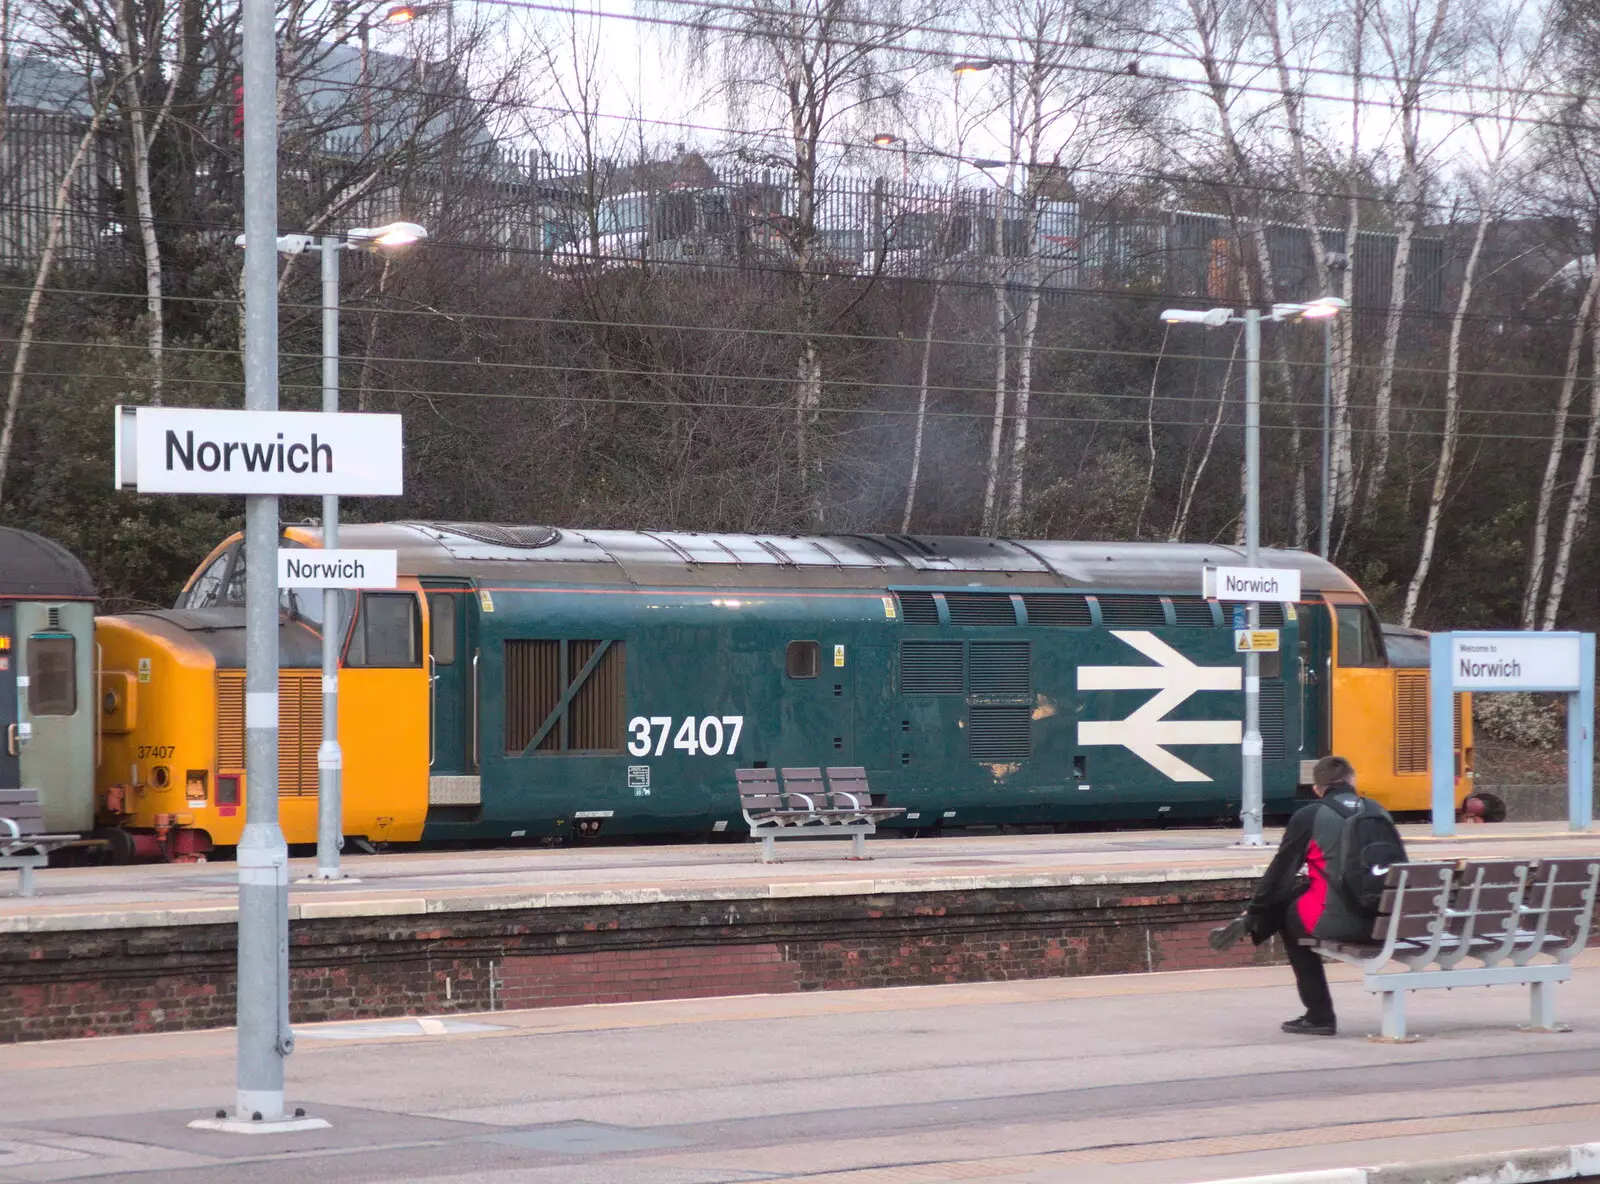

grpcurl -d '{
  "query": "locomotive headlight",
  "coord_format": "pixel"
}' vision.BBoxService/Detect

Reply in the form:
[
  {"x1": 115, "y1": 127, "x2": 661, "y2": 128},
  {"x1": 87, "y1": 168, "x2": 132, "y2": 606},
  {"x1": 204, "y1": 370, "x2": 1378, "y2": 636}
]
[{"x1": 151, "y1": 765, "x2": 170, "y2": 788}]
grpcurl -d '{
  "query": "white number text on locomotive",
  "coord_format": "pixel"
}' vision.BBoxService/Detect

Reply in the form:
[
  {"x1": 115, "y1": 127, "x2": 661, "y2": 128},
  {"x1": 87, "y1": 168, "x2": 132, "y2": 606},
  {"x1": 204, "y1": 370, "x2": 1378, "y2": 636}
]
[{"x1": 626, "y1": 715, "x2": 745, "y2": 757}]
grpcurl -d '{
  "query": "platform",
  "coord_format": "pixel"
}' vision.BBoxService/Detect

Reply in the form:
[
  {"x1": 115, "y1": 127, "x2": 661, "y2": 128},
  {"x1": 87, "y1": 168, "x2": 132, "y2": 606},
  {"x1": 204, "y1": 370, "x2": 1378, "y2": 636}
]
[
  {"x1": 2, "y1": 822, "x2": 1594, "y2": 933},
  {"x1": 1, "y1": 823, "x2": 1595, "y2": 1044},
  {"x1": 1, "y1": 957, "x2": 1599, "y2": 1182}
]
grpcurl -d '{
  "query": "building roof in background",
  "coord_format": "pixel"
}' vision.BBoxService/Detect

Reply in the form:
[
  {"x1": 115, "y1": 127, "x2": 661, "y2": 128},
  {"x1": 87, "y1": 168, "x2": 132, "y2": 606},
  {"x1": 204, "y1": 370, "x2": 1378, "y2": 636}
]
[{"x1": 4, "y1": 55, "x2": 92, "y2": 118}]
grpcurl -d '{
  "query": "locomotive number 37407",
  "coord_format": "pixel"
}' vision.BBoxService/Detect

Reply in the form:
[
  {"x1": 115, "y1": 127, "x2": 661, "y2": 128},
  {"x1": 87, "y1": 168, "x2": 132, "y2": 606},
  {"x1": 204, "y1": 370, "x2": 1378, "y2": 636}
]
[{"x1": 626, "y1": 715, "x2": 745, "y2": 757}]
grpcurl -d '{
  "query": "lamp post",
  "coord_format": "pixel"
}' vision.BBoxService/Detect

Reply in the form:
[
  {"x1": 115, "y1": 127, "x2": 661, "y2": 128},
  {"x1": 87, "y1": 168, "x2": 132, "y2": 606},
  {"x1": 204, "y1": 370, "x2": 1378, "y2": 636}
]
[
  {"x1": 1158, "y1": 296, "x2": 1347, "y2": 845},
  {"x1": 233, "y1": 221, "x2": 427, "y2": 884}
]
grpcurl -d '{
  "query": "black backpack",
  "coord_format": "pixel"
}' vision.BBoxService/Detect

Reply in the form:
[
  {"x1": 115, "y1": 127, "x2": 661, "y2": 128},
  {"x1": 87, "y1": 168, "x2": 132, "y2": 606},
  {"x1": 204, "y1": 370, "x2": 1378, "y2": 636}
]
[{"x1": 1327, "y1": 796, "x2": 1408, "y2": 917}]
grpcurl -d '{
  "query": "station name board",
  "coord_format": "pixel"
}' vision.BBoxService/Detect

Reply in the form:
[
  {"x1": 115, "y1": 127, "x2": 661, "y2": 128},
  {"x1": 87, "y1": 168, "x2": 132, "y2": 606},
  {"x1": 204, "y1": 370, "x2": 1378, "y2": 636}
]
[
  {"x1": 1202, "y1": 565, "x2": 1301, "y2": 604},
  {"x1": 115, "y1": 406, "x2": 403, "y2": 496}
]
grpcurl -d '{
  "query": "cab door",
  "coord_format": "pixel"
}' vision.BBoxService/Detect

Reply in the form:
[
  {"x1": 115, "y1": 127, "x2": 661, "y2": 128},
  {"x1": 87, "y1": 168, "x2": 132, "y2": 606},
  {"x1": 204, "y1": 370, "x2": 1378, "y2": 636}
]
[
  {"x1": 1326, "y1": 596, "x2": 1396, "y2": 800},
  {"x1": 423, "y1": 585, "x2": 478, "y2": 806},
  {"x1": 0, "y1": 606, "x2": 18, "y2": 790}
]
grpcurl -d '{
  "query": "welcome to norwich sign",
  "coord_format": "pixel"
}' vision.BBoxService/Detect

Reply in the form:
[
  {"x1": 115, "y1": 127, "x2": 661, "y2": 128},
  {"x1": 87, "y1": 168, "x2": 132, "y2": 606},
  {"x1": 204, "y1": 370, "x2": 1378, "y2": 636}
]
[{"x1": 115, "y1": 406, "x2": 403, "y2": 496}]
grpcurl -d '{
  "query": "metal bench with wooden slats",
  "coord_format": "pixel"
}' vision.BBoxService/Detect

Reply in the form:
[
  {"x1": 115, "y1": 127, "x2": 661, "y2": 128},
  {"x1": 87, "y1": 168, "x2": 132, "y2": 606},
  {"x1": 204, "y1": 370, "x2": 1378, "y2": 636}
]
[
  {"x1": 735, "y1": 766, "x2": 904, "y2": 862},
  {"x1": 1305, "y1": 857, "x2": 1600, "y2": 1040},
  {"x1": 0, "y1": 788, "x2": 79, "y2": 897}
]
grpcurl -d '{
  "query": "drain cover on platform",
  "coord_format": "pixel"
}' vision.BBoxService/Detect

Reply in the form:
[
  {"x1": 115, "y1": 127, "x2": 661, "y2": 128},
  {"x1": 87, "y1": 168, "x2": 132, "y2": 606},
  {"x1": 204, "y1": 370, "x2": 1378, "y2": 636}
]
[{"x1": 487, "y1": 1122, "x2": 685, "y2": 1154}]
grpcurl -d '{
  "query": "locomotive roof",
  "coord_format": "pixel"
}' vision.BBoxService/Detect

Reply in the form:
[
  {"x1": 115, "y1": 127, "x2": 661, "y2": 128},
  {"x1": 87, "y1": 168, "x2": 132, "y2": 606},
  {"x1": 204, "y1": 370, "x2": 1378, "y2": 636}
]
[
  {"x1": 0, "y1": 526, "x2": 94, "y2": 601},
  {"x1": 304, "y1": 523, "x2": 1363, "y2": 596}
]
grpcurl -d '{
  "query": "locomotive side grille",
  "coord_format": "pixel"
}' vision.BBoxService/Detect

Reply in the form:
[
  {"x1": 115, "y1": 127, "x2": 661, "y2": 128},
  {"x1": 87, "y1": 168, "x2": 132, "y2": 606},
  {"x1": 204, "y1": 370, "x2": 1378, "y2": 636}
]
[
  {"x1": 216, "y1": 672, "x2": 245, "y2": 769},
  {"x1": 895, "y1": 591, "x2": 939, "y2": 624},
  {"x1": 214, "y1": 670, "x2": 320, "y2": 793},
  {"x1": 504, "y1": 640, "x2": 562, "y2": 753},
  {"x1": 504, "y1": 639, "x2": 625, "y2": 754},
  {"x1": 277, "y1": 674, "x2": 322, "y2": 795},
  {"x1": 968, "y1": 705, "x2": 1031, "y2": 760},
  {"x1": 569, "y1": 640, "x2": 625, "y2": 752},
  {"x1": 1020, "y1": 593, "x2": 1091, "y2": 627},
  {"x1": 1395, "y1": 671, "x2": 1429, "y2": 774},
  {"x1": 1258, "y1": 602, "x2": 1286, "y2": 629},
  {"x1": 1454, "y1": 692, "x2": 1464, "y2": 749},
  {"x1": 968, "y1": 642, "x2": 1030, "y2": 696},
  {"x1": 944, "y1": 592, "x2": 1017, "y2": 626},
  {"x1": 900, "y1": 641, "x2": 964, "y2": 694},
  {"x1": 1260, "y1": 681, "x2": 1286, "y2": 761},
  {"x1": 1169, "y1": 596, "x2": 1217, "y2": 627},
  {"x1": 1094, "y1": 594, "x2": 1167, "y2": 627}
]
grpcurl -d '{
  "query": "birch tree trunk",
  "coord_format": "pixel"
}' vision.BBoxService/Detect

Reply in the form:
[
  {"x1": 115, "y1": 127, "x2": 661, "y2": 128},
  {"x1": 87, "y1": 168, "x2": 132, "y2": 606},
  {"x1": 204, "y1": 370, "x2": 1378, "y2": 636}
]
[
  {"x1": 981, "y1": 256, "x2": 1009, "y2": 536},
  {"x1": 901, "y1": 275, "x2": 942, "y2": 533},
  {"x1": 1366, "y1": 183, "x2": 1420, "y2": 506},
  {"x1": 1542, "y1": 308, "x2": 1600, "y2": 630},
  {"x1": 1171, "y1": 330, "x2": 1240, "y2": 539},
  {"x1": 1003, "y1": 265, "x2": 1042, "y2": 535},
  {"x1": 1402, "y1": 203, "x2": 1490, "y2": 625},
  {"x1": 118, "y1": 0, "x2": 165, "y2": 404},
  {"x1": 0, "y1": 109, "x2": 112, "y2": 498},
  {"x1": 1522, "y1": 261, "x2": 1600, "y2": 627}
]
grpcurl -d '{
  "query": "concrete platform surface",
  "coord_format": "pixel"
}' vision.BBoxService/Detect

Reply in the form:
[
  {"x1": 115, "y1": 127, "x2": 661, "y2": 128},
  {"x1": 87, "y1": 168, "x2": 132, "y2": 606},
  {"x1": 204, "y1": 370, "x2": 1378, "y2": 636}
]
[
  {"x1": 2, "y1": 821, "x2": 1597, "y2": 931},
  {"x1": 0, "y1": 954, "x2": 1598, "y2": 1182}
]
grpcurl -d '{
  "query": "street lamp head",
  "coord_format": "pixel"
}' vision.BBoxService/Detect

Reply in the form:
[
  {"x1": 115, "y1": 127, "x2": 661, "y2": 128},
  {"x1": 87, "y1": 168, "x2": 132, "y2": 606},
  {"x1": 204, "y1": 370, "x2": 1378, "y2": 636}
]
[
  {"x1": 233, "y1": 232, "x2": 316, "y2": 255},
  {"x1": 348, "y1": 221, "x2": 429, "y2": 248},
  {"x1": 952, "y1": 59, "x2": 994, "y2": 76},
  {"x1": 384, "y1": 3, "x2": 418, "y2": 22},
  {"x1": 871, "y1": 133, "x2": 901, "y2": 148},
  {"x1": 970, "y1": 158, "x2": 1009, "y2": 170},
  {"x1": 1300, "y1": 295, "x2": 1349, "y2": 319},
  {"x1": 1160, "y1": 307, "x2": 1232, "y2": 328}
]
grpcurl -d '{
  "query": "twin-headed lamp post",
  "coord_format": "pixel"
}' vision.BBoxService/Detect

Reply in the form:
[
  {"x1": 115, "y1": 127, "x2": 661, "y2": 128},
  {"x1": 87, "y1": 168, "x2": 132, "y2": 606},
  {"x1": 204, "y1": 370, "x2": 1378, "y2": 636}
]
[
  {"x1": 233, "y1": 221, "x2": 427, "y2": 882},
  {"x1": 1158, "y1": 296, "x2": 1347, "y2": 845}
]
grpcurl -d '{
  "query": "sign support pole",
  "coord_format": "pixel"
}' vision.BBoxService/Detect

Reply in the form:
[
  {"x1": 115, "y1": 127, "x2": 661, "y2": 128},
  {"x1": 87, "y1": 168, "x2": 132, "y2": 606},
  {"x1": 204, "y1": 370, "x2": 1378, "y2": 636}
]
[
  {"x1": 1570, "y1": 633, "x2": 1594, "y2": 832},
  {"x1": 312, "y1": 237, "x2": 344, "y2": 881},
  {"x1": 236, "y1": 0, "x2": 292, "y2": 1123},
  {"x1": 1240, "y1": 308, "x2": 1264, "y2": 846},
  {"x1": 1429, "y1": 631, "x2": 1455, "y2": 837}
]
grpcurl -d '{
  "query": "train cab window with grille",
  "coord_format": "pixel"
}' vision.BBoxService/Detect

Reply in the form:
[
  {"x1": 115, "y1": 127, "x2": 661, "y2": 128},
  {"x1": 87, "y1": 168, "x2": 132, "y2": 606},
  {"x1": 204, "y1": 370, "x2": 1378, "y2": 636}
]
[
  {"x1": 786, "y1": 640, "x2": 820, "y2": 679},
  {"x1": 182, "y1": 548, "x2": 232, "y2": 609},
  {"x1": 346, "y1": 593, "x2": 422, "y2": 667},
  {"x1": 221, "y1": 544, "x2": 248, "y2": 606},
  {"x1": 1335, "y1": 605, "x2": 1387, "y2": 668},
  {"x1": 428, "y1": 594, "x2": 457, "y2": 665},
  {"x1": 27, "y1": 636, "x2": 76, "y2": 715}
]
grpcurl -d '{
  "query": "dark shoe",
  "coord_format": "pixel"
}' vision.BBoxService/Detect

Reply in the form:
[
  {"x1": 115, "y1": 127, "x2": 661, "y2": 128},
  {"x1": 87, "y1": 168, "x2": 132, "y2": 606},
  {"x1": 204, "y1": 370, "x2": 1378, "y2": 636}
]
[{"x1": 1281, "y1": 1015, "x2": 1337, "y2": 1036}]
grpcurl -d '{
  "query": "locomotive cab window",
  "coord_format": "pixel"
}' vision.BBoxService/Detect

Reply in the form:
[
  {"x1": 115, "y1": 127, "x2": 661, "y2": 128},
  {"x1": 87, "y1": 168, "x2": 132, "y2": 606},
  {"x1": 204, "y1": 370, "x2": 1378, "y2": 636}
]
[
  {"x1": 27, "y1": 635, "x2": 76, "y2": 715},
  {"x1": 786, "y1": 640, "x2": 821, "y2": 679},
  {"x1": 346, "y1": 593, "x2": 422, "y2": 667},
  {"x1": 182, "y1": 548, "x2": 232, "y2": 609},
  {"x1": 428, "y1": 594, "x2": 457, "y2": 665},
  {"x1": 1335, "y1": 605, "x2": 1387, "y2": 668}
]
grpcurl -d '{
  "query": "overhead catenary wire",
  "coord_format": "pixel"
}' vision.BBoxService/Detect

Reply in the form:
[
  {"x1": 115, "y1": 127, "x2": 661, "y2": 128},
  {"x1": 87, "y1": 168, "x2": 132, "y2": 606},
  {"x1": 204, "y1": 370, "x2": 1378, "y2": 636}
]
[
  {"x1": 8, "y1": 332, "x2": 1594, "y2": 428},
  {"x1": 7, "y1": 362, "x2": 1580, "y2": 444},
  {"x1": 2, "y1": 273, "x2": 1597, "y2": 391}
]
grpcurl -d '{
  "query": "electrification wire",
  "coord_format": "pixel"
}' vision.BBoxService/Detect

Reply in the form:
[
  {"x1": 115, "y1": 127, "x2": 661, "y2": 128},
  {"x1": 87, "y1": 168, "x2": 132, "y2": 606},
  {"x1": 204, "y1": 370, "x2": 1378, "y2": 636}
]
[
  {"x1": 8, "y1": 328, "x2": 1592, "y2": 421},
  {"x1": 455, "y1": 0, "x2": 1600, "y2": 134},
  {"x1": 9, "y1": 362, "x2": 1576, "y2": 443},
  {"x1": 3, "y1": 276, "x2": 1595, "y2": 392}
]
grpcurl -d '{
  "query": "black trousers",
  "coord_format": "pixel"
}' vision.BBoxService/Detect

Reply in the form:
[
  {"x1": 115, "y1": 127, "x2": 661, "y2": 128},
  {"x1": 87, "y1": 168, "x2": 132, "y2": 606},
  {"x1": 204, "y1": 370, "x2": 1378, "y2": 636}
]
[{"x1": 1279, "y1": 907, "x2": 1335, "y2": 1024}]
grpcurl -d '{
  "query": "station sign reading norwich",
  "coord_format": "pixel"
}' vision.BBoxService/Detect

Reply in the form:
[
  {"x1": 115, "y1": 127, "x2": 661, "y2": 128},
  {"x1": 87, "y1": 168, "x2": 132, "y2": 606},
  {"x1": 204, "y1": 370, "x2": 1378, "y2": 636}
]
[
  {"x1": 114, "y1": 405, "x2": 403, "y2": 496},
  {"x1": 278, "y1": 549, "x2": 398, "y2": 590},
  {"x1": 1451, "y1": 633, "x2": 1582, "y2": 691},
  {"x1": 1202, "y1": 565, "x2": 1301, "y2": 604}
]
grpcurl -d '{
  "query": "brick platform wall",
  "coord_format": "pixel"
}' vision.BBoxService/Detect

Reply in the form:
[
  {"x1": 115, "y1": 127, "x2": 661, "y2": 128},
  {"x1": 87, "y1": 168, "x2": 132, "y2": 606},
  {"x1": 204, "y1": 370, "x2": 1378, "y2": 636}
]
[{"x1": 0, "y1": 878, "x2": 1278, "y2": 1042}]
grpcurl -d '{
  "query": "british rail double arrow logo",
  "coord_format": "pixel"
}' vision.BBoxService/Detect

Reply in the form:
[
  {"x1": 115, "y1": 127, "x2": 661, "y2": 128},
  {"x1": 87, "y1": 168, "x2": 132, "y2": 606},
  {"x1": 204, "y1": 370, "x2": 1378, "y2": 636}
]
[{"x1": 1076, "y1": 631, "x2": 1243, "y2": 782}]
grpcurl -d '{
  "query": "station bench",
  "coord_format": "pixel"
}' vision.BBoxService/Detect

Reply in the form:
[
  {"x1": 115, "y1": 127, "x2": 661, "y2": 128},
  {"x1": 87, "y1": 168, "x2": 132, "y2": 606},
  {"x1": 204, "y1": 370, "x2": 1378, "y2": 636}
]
[
  {"x1": 1306, "y1": 857, "x2": 1600, "y2": 1040},
  {"x1": 736, "y1": 766, "x2": 905, "y2": 862},
  {"x1": 0, "y1": 788, "x2": 80, "y2": 897}
]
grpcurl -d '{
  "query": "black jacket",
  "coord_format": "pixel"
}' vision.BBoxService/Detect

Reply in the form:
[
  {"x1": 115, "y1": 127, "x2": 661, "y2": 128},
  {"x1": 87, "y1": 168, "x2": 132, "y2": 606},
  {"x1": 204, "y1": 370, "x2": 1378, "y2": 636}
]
[{"x1": 1246, "y1": 783, "x2": 1376, "y2": 943}]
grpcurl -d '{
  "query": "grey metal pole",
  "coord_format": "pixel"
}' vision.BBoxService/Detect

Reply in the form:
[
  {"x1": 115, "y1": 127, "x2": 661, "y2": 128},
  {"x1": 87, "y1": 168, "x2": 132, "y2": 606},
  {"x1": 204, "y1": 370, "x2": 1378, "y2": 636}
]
[
  {"x1": 1319, "y1": 317, "x2": 1331, "y2": 559},
  {"x1": 313, "y1": 237, "x2": 344, "y2": 881},
  {"x1": 237, "y1": 0, "x2": 292, "y2": 1121},
  {"x1": 1241, "y1": 308, "x2": 1264, "y2": 847}
]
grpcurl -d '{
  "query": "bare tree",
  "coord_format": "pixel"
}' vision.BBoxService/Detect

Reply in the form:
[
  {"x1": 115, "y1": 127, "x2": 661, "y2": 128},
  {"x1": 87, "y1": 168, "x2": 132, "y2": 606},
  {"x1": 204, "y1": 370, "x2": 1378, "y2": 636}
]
[
  {"x1": 682, "y1": 0, "x2": 919, "y2": 527},
  {"x1": 1402, "y1": 0, "x2": 1537, "y2": 624},
  {"x1": 1364, "y1": 0, "x2": 1461, "y2": 510}
]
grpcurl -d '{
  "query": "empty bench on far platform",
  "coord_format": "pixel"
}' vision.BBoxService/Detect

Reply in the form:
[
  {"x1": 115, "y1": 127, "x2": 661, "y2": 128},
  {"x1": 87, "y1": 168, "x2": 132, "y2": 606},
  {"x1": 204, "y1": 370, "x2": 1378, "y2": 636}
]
[
  {"x1": 1307, "y1": 856, "x2": 1599, "y2": 1040},
  {"x1": 736, "y1": 766, "x2": 905, "y2": 862},
  {"x1": 0, "y1": 788, "x2": 80, "y2": 897}
]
